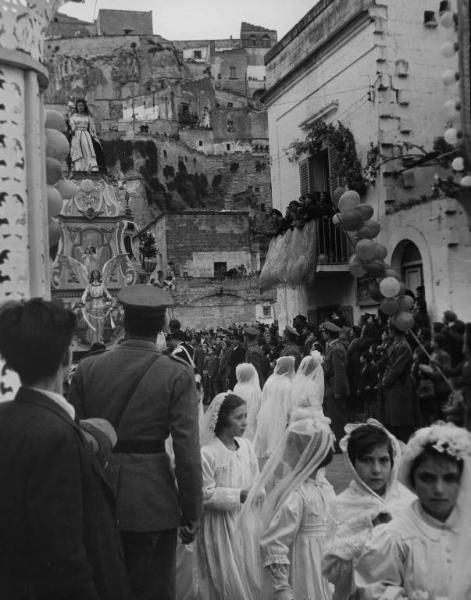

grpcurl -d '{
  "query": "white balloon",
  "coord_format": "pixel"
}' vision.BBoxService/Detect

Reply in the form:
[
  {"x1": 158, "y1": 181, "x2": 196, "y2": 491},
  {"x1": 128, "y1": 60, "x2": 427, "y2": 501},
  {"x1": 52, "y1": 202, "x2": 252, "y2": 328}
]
[
  {"x1": 460, "y1": 175, "x2": 471, "y2": 188},
  {"x1": 443, "y1": 98, "x2": 460, "y2": 117},
  {"x1": 440, "y1": 11, "x2": 455, "y2": 28},
  {"x1": 440, "y1": 41, "x2": 457, "y2": 58},
  {"x1": 452, "y1": 157, "x2": 465, "y2": 172}
]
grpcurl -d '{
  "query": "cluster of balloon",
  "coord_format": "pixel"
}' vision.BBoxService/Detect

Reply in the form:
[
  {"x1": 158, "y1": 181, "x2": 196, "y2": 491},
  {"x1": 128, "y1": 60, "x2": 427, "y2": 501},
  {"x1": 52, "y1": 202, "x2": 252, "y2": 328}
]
[
  {"x1": 44, "y1": 110, "x2": 80, "y2": 249},
  {"x1": 332, "y1": 188, "x2": 415, "y2": 333}
]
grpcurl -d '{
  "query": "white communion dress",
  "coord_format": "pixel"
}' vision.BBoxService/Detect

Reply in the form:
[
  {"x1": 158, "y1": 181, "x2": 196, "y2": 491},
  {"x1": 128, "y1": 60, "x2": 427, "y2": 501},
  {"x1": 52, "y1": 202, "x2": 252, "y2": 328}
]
[
  {"x1": 260, "y1": 474, "x2": 337, "y2": 600},
  {"x1": 355, "y1": 500, "x2": 471, "y2": 599},
  {"x1": 196, "y1": 436, "x2": 259, "y2": 600}
]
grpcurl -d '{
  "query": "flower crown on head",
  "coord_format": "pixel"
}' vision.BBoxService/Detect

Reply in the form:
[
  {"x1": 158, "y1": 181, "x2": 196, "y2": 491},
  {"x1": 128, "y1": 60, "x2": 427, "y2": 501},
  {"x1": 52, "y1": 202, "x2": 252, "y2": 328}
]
[
  {"x1": 309, "y1": 349, "x2": 324, "y2": 366},
  {"x1": 339, "y1": 418, "x2": 387, "y2": 453},
  {"x1": 289, "y1": 407, "x2": 334, "y2": 440},
  {"x1": 402, "y1": 421, "x2": 471, "y2": 464},
  {"x1": 207, "y1": 392, "x2": 230, "y2": 436}
]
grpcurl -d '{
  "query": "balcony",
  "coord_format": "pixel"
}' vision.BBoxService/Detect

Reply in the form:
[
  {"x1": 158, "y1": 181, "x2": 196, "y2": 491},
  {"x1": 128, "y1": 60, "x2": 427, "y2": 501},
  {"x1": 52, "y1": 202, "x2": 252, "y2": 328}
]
[{"x1": 315, "y1": 216, "x2": 352, "y2": 271}]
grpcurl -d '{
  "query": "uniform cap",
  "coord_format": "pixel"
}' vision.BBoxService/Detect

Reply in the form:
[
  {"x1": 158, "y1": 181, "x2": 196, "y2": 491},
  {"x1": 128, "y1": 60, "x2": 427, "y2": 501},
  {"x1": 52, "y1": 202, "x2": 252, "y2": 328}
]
[
  {"x1": 245, "y1": 326, "x2": 259, "y2": 337},
  {"x1": 323, "y1": 321, "x2": 342, "y2": 333},
  {"x1": 118, "y1": 284, "x2": 173, "y2": 315}
]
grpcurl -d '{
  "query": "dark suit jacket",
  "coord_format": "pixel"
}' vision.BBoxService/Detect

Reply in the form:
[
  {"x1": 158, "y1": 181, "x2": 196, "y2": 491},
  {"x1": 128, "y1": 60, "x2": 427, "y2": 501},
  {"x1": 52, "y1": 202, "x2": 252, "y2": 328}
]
[
  {"x1": 0, "y1": 387, "x2": 131, "y2": 600},
  {"x1": 68, "y1": 338, "x2": 202, "y2": 532},
  {"x1": 382, "y1": 338, "x2": 415, "y2": 426},
  {"x1": 323, "y1": 340, "x2": 350, "y2": 397}
]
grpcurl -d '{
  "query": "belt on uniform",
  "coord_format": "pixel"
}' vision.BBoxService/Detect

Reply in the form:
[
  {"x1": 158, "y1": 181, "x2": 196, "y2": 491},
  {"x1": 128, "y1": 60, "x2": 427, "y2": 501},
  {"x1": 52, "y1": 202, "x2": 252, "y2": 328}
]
[{"x1": 113, "y1": 440, "x2": 166, "y2": 454}]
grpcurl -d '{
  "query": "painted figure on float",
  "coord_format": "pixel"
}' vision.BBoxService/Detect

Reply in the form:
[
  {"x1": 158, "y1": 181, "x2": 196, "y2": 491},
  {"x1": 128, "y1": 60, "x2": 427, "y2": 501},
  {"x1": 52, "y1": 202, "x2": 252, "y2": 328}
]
[
  {"x1": 80, "y1": 269, "x2": 114, "y2": 345},
  {"x1": 69, "y1": 98, "x2": 104, "y2": 172}
]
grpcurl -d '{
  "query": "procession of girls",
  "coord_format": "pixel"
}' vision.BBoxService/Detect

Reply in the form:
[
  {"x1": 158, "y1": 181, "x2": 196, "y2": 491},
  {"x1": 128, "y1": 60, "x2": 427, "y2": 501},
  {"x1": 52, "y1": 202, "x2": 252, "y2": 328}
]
[{"x1": 180, "y1": 341, "x2": 471, "y2": 600}]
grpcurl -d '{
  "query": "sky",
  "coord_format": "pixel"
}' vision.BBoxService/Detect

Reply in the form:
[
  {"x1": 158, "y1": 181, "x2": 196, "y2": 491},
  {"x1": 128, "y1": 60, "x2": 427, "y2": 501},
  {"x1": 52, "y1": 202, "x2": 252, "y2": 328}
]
[{"x1": 61, "y1": 0, "x2": 317, "y2": 41}]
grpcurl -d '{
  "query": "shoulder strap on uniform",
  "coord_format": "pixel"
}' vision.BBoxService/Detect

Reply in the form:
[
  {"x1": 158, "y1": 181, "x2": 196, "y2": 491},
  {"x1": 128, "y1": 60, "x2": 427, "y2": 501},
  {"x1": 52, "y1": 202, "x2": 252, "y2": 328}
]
[{"x1": 114, "y1": 353, "x2": 161, "y2": 429}]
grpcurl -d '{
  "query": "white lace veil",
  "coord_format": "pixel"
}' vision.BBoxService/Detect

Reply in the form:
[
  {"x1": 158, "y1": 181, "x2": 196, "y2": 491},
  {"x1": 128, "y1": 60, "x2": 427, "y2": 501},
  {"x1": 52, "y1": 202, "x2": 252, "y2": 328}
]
[
  {"x1": 291, "y1": 351, "x2": 324, "y2": 415},
  {"x1": 199, "y1": 392, "x2": 232, "y2": 447},
  {"x1": 237, "y1": 409, "x2": 335, "y2": 598},
  {"x1": 273, "y1": 355, "x2": 296, "y2": 379},
  {"x1": 399, "y1": 422, "x2": 471, "y2": 599}
]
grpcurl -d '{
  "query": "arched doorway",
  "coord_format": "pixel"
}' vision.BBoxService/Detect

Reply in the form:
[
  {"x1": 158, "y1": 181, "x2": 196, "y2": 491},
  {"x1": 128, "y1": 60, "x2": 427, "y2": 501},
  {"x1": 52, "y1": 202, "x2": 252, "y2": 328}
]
[{"x1": 391, "y1": 240, "x2": 424, "y2": 294}]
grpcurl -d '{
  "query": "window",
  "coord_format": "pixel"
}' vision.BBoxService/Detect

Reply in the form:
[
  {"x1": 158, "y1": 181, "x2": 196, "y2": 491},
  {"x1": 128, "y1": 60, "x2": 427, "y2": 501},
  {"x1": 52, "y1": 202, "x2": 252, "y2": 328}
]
[
  {"x1": 260, "y1": 203, "x2": 265, "y2": 212},
  {"x1": 193, "y1": 50, "x2": 202, "y2": 59},
  {"x1": 262, "y1": 35, "x2": 271, "y2": 48},
  {"x1": 299, "y1": 149, "x2": 330, "y2": 196},
  {"x1": 198, "y1": 140, "x2": 203, "y2": 147},
  {"x1": 226, "y1": 143, "x2": 231, "y2": 151},
  {"x1": 214, "y1": 262, "x2": 227, "y2": 277},
  {"x1": 163, "y1": 150, "x2": 168, "y2": 159},
  {"x1": 262, "y1": 305, "x2": 271, "y2": 317},
  {"x1": 255, "y1": 186, "x2": 260, "y2": 192},
  {"x1": 250, "y1": 35, "x2": 257, "y2": 46},
  {"x1": 217, "y1": 73, "x2": 222, "y2": 80},
  {"x1": 229, "y1": 66, "x2": 237, "y2": 79},
  {"x1": 227, "y1": 120, "x2": 234, "y2": 132},
  {"x1": 227, "y1": 102, "x2": 233, "y2": 108}
]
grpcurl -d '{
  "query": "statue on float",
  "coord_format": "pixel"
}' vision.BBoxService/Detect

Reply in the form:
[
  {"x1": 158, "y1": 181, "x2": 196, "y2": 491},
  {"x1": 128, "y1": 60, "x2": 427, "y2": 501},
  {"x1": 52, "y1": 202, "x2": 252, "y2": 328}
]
[
  {"x1": 69, "y1": 98, "x2": 105, "y2": 172},
  {"x1": 80, "y1": 268, "x2": 114, "y2": 345}
]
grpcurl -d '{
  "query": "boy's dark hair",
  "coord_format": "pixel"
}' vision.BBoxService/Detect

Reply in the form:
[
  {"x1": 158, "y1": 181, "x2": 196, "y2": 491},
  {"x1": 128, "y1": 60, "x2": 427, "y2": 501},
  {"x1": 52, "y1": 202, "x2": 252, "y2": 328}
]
[
  {"x1": 0, "y1": 298, "x2": 76, "y2": 385},
  {"x1": 124, "y1": 310, "x2": 166, "y2": 338},
  {"x1": 168, "y1": 319, "x2": 181, "y2": 333},
  {"x1": 347, "y1": 424, "x2": 394, "y2": 466},
  {"x1": 214, "y1": 393, "x2": 246, "y2": 436},
  {"x1": 409, "y1": 443, "x2": 463, "y2": 489}
]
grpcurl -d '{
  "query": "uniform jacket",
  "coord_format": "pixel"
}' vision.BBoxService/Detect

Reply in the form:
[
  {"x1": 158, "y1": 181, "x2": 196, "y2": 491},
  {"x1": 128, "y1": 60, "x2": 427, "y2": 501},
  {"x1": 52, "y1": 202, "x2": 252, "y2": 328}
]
[
  {"x1": 69, "y1": 338, "x2": 202, "y2": 532},
  {"x1": 0, "y1": 387, "x2": 131, "y2": 600},
  {"x1": 245, "y1": 340, "x2": 266, "y2": 387},
  {"x1": 323, "y1": 339, "x2": 350, "y2": 397},
  {"x1": 382, "y1": 338, "x2": 415, "y2": 426}
]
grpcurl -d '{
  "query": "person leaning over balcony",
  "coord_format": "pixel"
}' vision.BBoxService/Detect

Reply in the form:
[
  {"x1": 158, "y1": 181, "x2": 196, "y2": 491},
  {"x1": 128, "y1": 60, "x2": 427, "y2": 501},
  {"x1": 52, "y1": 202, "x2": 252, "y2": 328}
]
[{"x1": 0, "y1": 298, "x2": 132, "y2": 600}]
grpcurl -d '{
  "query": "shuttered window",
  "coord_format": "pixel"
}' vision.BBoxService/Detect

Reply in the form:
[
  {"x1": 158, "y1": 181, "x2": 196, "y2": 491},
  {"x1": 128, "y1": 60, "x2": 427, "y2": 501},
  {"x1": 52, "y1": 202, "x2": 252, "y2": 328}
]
[{"x1": 299, "y1": 158, "x2": 310, "y2": 195}]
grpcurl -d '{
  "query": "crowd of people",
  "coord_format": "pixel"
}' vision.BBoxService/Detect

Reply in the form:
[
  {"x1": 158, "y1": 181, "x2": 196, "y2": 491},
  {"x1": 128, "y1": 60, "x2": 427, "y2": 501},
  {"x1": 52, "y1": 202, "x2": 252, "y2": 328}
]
[{"x1": 0, "y1": 287, "x2": 470, "y2": 600}]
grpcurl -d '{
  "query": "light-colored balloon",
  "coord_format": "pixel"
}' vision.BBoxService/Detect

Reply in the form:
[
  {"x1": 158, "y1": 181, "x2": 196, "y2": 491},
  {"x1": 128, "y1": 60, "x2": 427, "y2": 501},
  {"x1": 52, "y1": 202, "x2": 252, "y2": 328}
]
[
  {"x1": 379, "y1": 276, "x2": 401, "y2": 298},
  {"x1": 444, "y1": 127, "x2": 459, "y2": 145},
  {"x1": 332, "y1": 187, "x2": 346, "y2": 207},
  {"x1": 56, "y1": 179, "x2": 80, "y2": 199},
  {"x1": 332, "y1": 213, "x2": 341, "y2": 226},
  {"x1": 338, "y1": 190, "x2": 361, "y2": 212},
  {"x1": 442, "y1": 69, "x2": 458, "y2": 86},
  {"x1": 47, "y1": 185, "x2": 63, "y2": 217},
  {"x1": 45, "y1": 110, "x2": 67, "y2": 132},
  {"x1": 45, "y1": 128, "x2": 70, "y2": 161},
  {"x1": 461, "y1": 175, "x2": 471, "y2": 187},
  {"x1": 451, "y1": 157, "x2": 465, "y2": 172},
  {"x1": 46, "y1": 157, "x2": 63, "y2": 185}
]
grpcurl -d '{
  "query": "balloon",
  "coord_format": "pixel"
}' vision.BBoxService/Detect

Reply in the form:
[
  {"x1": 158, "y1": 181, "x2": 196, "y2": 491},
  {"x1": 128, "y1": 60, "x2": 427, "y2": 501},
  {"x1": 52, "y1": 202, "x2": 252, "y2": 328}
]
[
  {"x1": 442, "y1": 69, "x2": 458, "y2": 86},
  {"x1": 332, "y1": 213, "x2": 341, "y2": 226},
  {"x1": 46, "y1": 157, "x2": 63, "y2": 185},
  {"x1": 338, "y1": 190, "x2": 361, "y2": 212},
  {"x1": 48, "y1": 220, "x2": 61, "y2": 247},
  {"x1": 380, "y1": 297, "x2": 399, "y2": 316},
  {"x1": 355, "y1": 239, "x2": 376, "y2": 261},
  {"x1": 357, "y1": 204, "x2": 374, "y2": 220},
  {"x1": 45, "y1": 110, "x2": 67, "y2": 132},
  {"x1": 349, "y1": 261, "x2": 366, "y2": 278},
  {"x1": 364, "y1": 259, "x2": 386, "y2": 278},
  {"x1": 56, "y1": 179, "x2": 80, "y2": 199},
  {"x1": 357, "y1": 219, "x2": 381, "y2": 239},
  {"x1": 379, "y1": 276, "x2": 401, "y2": 298},
  {"x1": 444, "y1": 127, "x2": 459, "y2": 145},
  {"x1": 452, "y1": 157, "x2": 465, "y2": 171},
  {"x1": 398, "y1": 295, "x2": 414, "y2": 311},
  {"x1": 47, "y1": 185, "x2": 63, "y2": 217},
  {"x1": 372, "y1": 242, "x2": 388, "y2": 260},
  {"x1": 391, "y1": 311, "x2": 415, "y2": 332},
  {"x1": 385, "y1": 268, "x2": 401, "y2": 280},
  {"x1": 332, "y1": 187, "x2": 346, "y2": 207},
  {"x1": 461, "y1": 175, "x2": 471, "y2": 187},
  {"x1": 340, "y1": 208, "x2": 364, "y2": 231},
  {"x1": 397, "y1": 282, "x2": 406, "y2": 296},
  {"x1": 45, "y1": 128, "x2": 70, "y2": 161}
]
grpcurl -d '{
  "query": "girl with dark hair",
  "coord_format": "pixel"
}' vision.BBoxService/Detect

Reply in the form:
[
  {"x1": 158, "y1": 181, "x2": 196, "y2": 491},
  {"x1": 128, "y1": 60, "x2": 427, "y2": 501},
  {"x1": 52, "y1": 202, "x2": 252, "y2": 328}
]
[
  {"x1": 70, "y1": 98, "x2": 103, "y2": 172},
  {"x1": 196, "y1": 393, "x2": 259, "y2": 599},
  {"x1": 322, "y1": 420, "x2": 414, "y2": 599},
  {"x1": 356, "y1": 422, "x2": 471, "y2": 598}
]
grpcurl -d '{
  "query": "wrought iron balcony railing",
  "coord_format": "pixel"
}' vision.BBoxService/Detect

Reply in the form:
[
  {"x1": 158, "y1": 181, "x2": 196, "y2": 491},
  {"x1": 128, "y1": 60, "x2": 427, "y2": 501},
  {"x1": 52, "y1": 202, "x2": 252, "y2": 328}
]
[{"x1": 315, "y1": 216, "x2": 352, "y2": 266}]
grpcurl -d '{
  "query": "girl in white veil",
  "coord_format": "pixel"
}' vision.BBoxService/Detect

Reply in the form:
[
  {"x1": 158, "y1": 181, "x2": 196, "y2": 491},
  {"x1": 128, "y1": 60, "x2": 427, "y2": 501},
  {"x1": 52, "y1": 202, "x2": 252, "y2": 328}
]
[
  {"x1": 291, "y1": 351, "x2": 325, "y2": 417},
  {"x1": 238, "y1": 409, "x2": 337, "y2": 600},
  {"x1": 234, "y1": 363, "x2": 262, "y2": 440},
  {"x1": 355, "y1": 422, "x2": 471, "y2": 599},
  {"x1": 253, "y1": 356, "x2": 296, "y2": 464}
]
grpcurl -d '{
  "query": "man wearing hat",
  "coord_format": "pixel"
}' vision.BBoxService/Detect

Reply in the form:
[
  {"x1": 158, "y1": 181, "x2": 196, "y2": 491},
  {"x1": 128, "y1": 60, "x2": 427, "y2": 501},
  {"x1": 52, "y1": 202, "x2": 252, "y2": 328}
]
[
  {"x1": 280, "y1": 325, "x2": 303, "y2": 369},
  {"x1": 69, "y1": 285, "x2": 202, "y2": 600},
  {"x1": 322, "y1": 321, "x2": 350, "y2": 445},
  {"x1": 245, "y1": 326, "x2": 266, "y2": 387}
]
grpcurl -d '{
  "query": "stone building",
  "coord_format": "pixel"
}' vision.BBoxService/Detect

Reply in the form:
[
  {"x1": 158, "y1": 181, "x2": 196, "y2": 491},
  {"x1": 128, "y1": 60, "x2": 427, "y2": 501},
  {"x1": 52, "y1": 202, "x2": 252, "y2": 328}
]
[
  {"x1": 139, "y1": 210, "x2": 276, "y2": 329},
  {"x1": 263, "y1": 0, "x2": 471, "y2": 328}
]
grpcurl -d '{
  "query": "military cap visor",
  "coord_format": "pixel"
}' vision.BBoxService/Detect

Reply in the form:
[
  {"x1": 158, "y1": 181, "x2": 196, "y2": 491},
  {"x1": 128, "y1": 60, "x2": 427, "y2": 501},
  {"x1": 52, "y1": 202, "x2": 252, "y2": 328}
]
[
  {"x1": 244, "y1": 326, "x2": 259, "y2": 337},
  {"x1": 118, "y1": 284, "x2": 173, "y2": 314},
  {"x1": 322, "y1": 321, "x2": 342, "y2": 333}
]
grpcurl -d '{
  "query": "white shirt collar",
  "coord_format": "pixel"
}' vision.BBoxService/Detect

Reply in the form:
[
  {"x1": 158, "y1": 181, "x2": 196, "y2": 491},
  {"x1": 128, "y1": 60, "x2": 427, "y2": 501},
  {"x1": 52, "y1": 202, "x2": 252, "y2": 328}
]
[{"x1": 29, "y1": 387, "x2": 76, "y2": 420}]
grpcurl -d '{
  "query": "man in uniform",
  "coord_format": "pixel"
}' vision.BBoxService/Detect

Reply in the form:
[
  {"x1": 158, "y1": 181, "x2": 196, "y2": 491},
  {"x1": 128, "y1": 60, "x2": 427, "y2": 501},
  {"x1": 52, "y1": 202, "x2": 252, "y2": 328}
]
[
  {"x1": 322, "y1": 321, "x2": 350, "y2": 446},
  {"x1": 245, "y1": 326, "x2": 266, "y2": 387},
  {"x1": 69, "y1": 285, "x2": 202, "y2": 600},
  {"x1": 280, "y1": 325, "x2": 303, "y2": 369}
]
